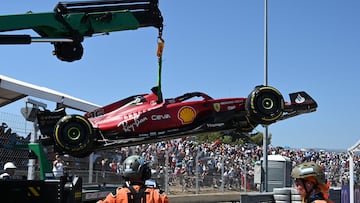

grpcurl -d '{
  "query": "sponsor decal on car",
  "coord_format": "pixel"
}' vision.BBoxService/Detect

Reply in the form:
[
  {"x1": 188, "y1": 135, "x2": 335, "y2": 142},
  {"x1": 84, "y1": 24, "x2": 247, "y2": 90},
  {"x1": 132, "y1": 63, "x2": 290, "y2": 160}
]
[
  {"x1": 213, "y1": 103, "x2": 221, "y2": 112},
  {"x1": 206, "y1": 123, "x2": 225, "y2": 128},
  {"x1": 151, "y1": 114, "x2": 171, "y2": 120},
  {"x1": 118, "y1": 115, "x2": 148, "y2": 132},
  {"x1": 219, "y1": 100, "x2": 244, "y2": 105},
  {"x1": 87, "y1": 109, "x2": 105, "y2": 118},
  {"x1": 295, "y1": 93, "x2": 305, "y2": 104},
  {"x1": 178, "y1": 106, "x2": 196, "y2": 124}
]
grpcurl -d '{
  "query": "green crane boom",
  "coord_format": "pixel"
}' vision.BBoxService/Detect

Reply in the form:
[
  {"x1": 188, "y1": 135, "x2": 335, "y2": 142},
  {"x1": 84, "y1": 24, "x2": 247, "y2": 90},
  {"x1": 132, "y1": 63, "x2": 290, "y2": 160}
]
[{"x1": 0, "y1": 0, "x2": 163, "y2": 62}]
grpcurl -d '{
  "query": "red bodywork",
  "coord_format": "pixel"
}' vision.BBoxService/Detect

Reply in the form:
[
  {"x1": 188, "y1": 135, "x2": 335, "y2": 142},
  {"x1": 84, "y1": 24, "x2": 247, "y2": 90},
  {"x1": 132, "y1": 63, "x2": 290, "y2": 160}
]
[
  {"x1": 37, "y1": 85, "x2": 318, "y2": 157},
  {"x1": 85, "y1": 92, "x2": 246, "y2": 135}
]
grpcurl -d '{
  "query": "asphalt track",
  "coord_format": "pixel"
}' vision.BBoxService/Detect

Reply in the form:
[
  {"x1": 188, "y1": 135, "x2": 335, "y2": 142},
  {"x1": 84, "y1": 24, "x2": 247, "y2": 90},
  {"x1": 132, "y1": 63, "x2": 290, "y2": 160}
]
[
  {"x1": 168, "y1": 191, "x2": 286, "y2": 203},
  {"x1": 168, "y1": 191, "x2": 242, "y2": 203}
]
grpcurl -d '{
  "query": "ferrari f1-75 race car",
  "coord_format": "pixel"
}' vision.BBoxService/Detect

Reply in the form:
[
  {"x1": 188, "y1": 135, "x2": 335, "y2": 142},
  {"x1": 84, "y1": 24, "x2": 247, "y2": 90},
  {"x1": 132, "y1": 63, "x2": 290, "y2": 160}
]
[{"x1": 37, "y1": 85, "x2": 317, "y2": 157}]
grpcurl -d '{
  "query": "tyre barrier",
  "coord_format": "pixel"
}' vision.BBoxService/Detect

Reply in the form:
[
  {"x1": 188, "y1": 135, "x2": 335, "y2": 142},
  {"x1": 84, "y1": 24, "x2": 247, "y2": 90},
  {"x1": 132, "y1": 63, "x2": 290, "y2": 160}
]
[
  {"x1": 273, "y1": 188, "x2": 292, "y2": 203},
  {"x1": 291, "y1": 188, "x2": 302, "y2": 203},
  {"x1": 273, "y1": 187, "x2": 339, "y2": 203},
  {"x1": 274, "y1": 187, "x2": 329, "y2": 203}
]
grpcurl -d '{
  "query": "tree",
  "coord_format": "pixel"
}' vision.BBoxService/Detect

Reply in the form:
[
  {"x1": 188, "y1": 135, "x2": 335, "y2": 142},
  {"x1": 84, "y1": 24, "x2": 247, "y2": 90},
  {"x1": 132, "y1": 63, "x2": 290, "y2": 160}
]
[
  {"x1": 248, "y1": 132, "x2": 272, "y2": 146},
  {"x1": 195, "y1": 132, "x2": 222, "y2": 143},
  {"x1": 195, "y1": 130, "x2": 272, "y2": 146}
]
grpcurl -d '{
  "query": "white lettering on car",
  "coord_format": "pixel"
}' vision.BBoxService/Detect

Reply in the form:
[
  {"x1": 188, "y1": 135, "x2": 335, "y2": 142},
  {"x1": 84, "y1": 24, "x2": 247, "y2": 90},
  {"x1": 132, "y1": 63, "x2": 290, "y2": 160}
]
[
  {"x1": 151, "y1": 114, "x2": 171, "y2": 120},
  {"x1": 220, "y1": 100, "x2": 243, "y2": 105},
  {"x1": 207, "y1": 123, "x2": 225, "y2": 128},
  {"x1": 118, "y1": 115, "x2": 148, "y2": 132}
]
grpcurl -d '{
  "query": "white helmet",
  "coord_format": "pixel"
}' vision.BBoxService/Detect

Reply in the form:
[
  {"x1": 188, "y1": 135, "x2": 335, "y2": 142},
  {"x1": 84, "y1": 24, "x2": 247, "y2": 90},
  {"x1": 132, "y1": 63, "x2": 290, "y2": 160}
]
[{"x1": 4, "y1": 162, "x2": 17, "y2": 170}]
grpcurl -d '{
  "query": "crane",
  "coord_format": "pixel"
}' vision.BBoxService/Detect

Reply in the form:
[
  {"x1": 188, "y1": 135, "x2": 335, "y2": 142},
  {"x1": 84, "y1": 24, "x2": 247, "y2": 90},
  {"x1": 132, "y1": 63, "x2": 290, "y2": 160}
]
[{"x1": 0, "y1": 0, "x2": 163, "y2": 62}]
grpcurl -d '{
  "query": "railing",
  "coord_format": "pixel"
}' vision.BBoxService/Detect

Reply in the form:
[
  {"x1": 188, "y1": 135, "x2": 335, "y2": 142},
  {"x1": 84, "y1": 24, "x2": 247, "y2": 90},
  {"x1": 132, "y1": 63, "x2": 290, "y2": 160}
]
[{"x1": 61, "y1": 169, "x2": 253, "y2": 195}]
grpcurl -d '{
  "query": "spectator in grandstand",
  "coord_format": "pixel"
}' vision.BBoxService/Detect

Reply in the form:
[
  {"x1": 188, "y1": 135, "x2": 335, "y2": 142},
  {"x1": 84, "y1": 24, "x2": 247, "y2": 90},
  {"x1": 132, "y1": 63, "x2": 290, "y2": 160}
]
[
  {"x1": 96, "y1": 139, "x2": 358, "y2": 193},
  {"x1": 291, "y1": 161, "x2": 334, "y2": 203},
  {"x1": 52, "y1": 154, "x2": 65, "y2": 178},
  {"x1": 97, "y1": 155, "x2": 169, "y2": 203},
  {"x1": 109, "y1": 159, "x2": 118, "y2": 173},
  {"x1": 0, "y1": 162, "x2": 17, "y2": 179}
]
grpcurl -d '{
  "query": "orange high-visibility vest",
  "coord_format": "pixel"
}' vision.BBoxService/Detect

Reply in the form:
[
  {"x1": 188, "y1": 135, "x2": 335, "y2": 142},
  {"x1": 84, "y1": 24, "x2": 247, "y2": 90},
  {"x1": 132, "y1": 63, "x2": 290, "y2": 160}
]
[{"x1": 97, "y1": 185, "x2": 169, "y2": 203}]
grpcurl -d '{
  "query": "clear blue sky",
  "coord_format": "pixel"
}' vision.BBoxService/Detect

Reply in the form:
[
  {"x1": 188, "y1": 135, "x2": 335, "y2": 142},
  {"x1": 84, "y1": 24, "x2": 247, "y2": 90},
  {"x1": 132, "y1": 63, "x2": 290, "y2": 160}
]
[{"x1": 0, "y1": 1, "x2": 359, "y2": 150}]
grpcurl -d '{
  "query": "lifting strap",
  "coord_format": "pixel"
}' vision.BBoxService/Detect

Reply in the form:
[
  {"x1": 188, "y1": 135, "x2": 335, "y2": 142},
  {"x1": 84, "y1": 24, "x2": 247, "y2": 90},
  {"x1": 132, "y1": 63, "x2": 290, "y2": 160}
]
[
  {"x1": 156, "y1": 27, "x2": 165, "y2": 103},
  {"x1": 127, "y1": 185, "x2": 149, "y2": 203}
]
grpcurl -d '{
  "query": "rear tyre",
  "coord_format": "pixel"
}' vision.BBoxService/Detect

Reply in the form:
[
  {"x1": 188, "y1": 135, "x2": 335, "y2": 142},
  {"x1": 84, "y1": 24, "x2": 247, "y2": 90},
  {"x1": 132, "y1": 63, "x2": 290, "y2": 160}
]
[
  {"x1": 238, "y1": 119, "x2": 258, "y2": 132},
  {"x1": 54, "y1": 115, "x2": 93, "y2": 157},
  {"x1": 245, "y1": 86, "x2": 284, "y2": 125}
]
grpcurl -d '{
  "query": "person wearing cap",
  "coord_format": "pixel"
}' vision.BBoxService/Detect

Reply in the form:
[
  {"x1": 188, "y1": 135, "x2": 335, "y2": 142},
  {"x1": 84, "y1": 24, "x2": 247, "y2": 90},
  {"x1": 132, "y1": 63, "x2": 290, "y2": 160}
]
[
  {"x1": 52, "y1": 154, "x2": 65, "y2": 178},
  {"x1": 0, "y1": 162, "x2": 17, "y2": 180},
  {"x1": 97, "y1": 155, "x2": 169, "y2": 203},
  {"x1": 291, "y1": 161, "x2": 334, "y2": 203}
]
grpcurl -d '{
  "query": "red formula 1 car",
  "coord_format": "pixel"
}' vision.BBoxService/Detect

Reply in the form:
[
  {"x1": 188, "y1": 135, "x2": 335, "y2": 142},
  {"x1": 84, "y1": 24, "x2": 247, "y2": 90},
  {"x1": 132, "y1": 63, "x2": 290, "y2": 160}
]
[{"x1": 37, "y1": 85, "x2": 317, "y2": 157}]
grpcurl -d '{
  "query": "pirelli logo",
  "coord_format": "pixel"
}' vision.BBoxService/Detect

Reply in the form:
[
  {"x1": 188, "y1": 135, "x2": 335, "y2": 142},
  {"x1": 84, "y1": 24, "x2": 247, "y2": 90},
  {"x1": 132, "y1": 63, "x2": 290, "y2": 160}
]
[{"x1": 27, "y1": 186, "x2": 40, "y2": 197}]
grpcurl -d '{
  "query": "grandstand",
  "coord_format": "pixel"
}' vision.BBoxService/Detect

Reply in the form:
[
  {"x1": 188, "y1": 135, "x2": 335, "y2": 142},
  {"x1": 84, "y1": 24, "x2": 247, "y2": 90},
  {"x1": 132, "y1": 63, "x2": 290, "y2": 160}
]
[
  {"x1": 0, "y1": 111, "x2": 32, "y2": 170},
  {"x1": 0, "y1": 110, "x2": 358, "y2": 197},
  {"x1": 0, "y1": 111, "x2": 84, "y2": 176}
]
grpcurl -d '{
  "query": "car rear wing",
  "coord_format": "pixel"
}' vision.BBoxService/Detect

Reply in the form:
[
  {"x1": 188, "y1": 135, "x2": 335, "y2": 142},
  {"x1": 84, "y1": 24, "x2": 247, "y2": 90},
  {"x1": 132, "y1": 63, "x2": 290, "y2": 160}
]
[{"x1": 281, "y1": 91, "x2": 318, "y2": 120}]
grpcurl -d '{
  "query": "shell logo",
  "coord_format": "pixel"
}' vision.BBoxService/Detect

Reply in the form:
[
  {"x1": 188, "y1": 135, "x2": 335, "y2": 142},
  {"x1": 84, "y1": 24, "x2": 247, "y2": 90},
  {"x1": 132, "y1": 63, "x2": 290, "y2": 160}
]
[{"x1": 178, "y1": 106, "x2": 196, "y2": 124}]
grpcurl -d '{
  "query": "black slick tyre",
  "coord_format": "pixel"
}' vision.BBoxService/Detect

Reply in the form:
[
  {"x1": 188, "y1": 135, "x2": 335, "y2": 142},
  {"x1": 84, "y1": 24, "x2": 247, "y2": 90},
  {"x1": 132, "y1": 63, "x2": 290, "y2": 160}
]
[
  {"x1": 245, "y1": 85, "x2": 284, "y2": 125},
  {"x1": 54, "y1": 115, "x2": 93, "y2": 157}
]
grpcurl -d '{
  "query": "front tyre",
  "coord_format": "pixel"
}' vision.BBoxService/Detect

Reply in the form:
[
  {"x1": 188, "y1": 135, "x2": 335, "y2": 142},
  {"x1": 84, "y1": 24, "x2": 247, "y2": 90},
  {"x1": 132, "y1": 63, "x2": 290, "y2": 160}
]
[
  {"x1": 245, "y1": 86, "x2": 284, "y2": 125},
  {"x1": 54, "y1": 115, "x2": 93, "y2": 157}
]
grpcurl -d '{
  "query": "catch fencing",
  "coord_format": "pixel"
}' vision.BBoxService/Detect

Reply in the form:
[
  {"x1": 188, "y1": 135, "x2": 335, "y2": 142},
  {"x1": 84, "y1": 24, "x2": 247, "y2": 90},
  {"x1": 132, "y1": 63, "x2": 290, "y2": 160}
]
[{"x1": 0, "y1": 111, "x2": 254, "y2": 195}]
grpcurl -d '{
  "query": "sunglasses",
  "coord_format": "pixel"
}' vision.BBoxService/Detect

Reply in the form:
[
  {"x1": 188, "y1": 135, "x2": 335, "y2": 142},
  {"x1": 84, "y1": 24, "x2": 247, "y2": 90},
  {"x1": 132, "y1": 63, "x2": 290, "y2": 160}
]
[{"x1": 294, "y1": 179, "x2": 304, "y2": 186}]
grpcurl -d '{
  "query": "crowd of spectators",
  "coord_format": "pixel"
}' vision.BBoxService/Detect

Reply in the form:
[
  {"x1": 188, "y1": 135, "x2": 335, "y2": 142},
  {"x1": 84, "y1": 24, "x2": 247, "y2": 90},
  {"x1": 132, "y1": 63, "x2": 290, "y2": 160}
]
[{"x1": 95, "y1": 137, "x2": 359, "y2": 191}]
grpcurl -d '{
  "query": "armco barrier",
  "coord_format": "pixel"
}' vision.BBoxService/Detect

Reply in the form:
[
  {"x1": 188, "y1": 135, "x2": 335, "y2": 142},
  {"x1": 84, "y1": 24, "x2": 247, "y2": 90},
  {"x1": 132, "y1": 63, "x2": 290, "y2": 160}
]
[
  {"x1": 168, "y1": 191, "x2": 275, "y2": 203},
  {"x1": 240, "y1": 192, "x2": 275, "y2": 203},
  {"x1": 168, "y1": 188, "x2": 342, "y2": 203},
  {"x1": 341, "y1": 185, "x2": 359, "y2": 203}
]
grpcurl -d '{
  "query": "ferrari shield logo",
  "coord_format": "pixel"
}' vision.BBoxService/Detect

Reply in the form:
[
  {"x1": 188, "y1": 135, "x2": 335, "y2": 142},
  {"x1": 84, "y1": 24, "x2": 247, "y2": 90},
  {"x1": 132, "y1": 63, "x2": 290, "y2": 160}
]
[{"x1": 213, "y1": 103, "x2": 221, "y2": 112}]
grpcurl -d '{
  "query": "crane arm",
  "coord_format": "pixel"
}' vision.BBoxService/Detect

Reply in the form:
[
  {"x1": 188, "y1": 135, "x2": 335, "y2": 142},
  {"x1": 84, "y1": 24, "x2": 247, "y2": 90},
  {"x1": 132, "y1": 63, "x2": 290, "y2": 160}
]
[{"x1": 0, "y1": 0, "x2": 163, "y2": 62}]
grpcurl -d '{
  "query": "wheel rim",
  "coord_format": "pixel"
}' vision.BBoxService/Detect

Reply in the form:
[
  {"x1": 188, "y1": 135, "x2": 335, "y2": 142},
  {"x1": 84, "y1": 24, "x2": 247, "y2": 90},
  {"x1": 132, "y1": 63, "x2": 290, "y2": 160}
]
[
  {"x1": 67, "y1": 127, "x2": 81, "y2": 141},
  {"x1": 256, "y1": 93, "x2": 280, "y2": 115},
  {"x1": 60, "y1": 122, "x2": 87, "y2": 146},
  {"x1": 262, "y1": 98, "x2": 274, "y2": 110}
]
